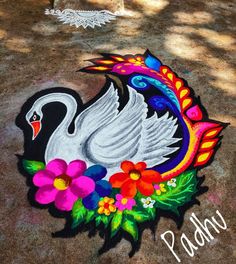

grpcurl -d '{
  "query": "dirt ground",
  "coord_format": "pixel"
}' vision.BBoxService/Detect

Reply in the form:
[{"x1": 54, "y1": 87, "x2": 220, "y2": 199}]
[{"x1": 0, "y1": 0, "x2": 236, "y2": 263}]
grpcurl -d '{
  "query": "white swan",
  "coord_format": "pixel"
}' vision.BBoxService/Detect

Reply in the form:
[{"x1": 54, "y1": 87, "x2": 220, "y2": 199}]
[{"x1": 26, "y1": 83, "x2": 181, "y2": 179}]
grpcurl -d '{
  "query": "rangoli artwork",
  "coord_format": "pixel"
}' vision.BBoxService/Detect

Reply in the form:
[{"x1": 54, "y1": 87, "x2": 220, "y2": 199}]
[
  {"x1": 16, "y1": 50, "x2": 227, "y2": 255},
  {"x1": 45, "y1": 9, "x2": 120, "y2": 29}
]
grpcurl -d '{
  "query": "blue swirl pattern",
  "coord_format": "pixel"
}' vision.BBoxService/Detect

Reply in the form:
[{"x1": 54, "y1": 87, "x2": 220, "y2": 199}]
[{"x1": 130, "y1": 75, "x2": 181, "y2": 111}]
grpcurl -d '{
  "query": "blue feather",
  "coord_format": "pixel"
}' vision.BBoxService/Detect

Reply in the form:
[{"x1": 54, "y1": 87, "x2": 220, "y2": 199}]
[{"x1": 145, "y1": 54, "x2": 162, "y2": 71}]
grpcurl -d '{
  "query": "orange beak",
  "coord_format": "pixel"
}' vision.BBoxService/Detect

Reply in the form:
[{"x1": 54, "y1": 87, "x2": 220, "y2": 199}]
[{"x1": 30, "y1": 120, "x2": 41, "y2": 140}]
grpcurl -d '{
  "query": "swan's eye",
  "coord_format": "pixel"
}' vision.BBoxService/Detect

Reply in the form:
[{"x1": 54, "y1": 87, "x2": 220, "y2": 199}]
[{"x1": 30, "y1": 112, "x2": 40, "y2": 122}]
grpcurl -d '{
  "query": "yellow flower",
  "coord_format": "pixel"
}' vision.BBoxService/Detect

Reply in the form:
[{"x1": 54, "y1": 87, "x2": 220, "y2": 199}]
[
  {"x1": 154, "y1": 183, "x2": 167, "y2": 196},
  {"x1": 97, "y1": 197, "x2": 116, "y2": 216}
]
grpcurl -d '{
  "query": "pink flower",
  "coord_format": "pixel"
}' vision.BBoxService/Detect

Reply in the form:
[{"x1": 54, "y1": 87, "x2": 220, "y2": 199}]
[
  {"x1": 115, "y1": 194, "x2": 136, "y2": 211},
  {"x1": 33, "y1": 159, "x2": 95, "y2": 211}
]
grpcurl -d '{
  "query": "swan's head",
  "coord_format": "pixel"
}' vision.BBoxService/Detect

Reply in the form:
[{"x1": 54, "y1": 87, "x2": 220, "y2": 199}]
[{"x1": 26, "y1": 104, "x2": 43, "y2": 140}]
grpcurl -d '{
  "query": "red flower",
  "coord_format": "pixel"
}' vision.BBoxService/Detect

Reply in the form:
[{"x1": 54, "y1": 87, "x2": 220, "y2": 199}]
[{"x1": 109, "y1": 161, "x2": 162, "y2": 198}]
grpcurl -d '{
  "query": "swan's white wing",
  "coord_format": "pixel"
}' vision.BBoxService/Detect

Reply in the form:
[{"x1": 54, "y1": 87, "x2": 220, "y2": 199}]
[
  {"x1": 83, "y1": 85, "x2": 182, "y2": 168},
  {"x1": 84, "y1": 86, "x2": 148, "y2": 166},
  {"x1": 74, "y1": 82, "x2": 119, "y2": 137},
  {"x1": 140, "y1": 112, "x2": 182, "y2": 167}
]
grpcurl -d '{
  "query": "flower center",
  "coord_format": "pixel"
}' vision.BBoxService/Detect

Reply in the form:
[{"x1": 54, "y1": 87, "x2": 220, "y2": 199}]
[
  {"x1": 121, "y1": 198, "x2": 128, "y2": 205},
  {"x1": 104, "y1": 203, "x2": 110, "y2": 209},
  {"x1": 154, "y1": 184, "x2": 160, "y2": 190},
  {"x1": 146, "y1": 200, "x2": 151, "y2": 205},
  {"x1": 53, "y1": 174, "x2": 72, "y2": 191},
  {"x1": 129, "y1": 170, "x2": 141, "y2": 181}
]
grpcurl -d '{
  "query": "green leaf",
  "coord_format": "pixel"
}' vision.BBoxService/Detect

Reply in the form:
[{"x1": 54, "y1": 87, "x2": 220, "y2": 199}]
[
  {"x1": 153, "y1": 170, "x2": 198, "y2": 213},
  {"x1": 146, "y1": 207, "x2": 156, "y2": 220},
  {"x1": 95, "y1": 215, "x2": 102, "y2": 227},
  {"x1": 72, "y1": 199, "x2": 87, "y2": 228},
  {"x1": 124, "y1": 210, "x2": 151, "y2": 223},
  {"x1": 122, "y1": 215, "x2": 138, "y2": 241},
  {"x1": 85, "y1": 210, "x2": 95, "y2": 224},
  {"x1": 111, "y1": 211, "x2": 123, "y2": 238},
  {"x1": 22, "y1": 159, "x2": 45, "y2": 175},
  {"x1": 101, "y1": 215, "x2": 111, "y2": 228}
]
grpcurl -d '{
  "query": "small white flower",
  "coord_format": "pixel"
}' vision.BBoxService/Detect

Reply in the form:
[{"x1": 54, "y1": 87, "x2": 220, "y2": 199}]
[
  {"x1": 167, "y1": 178, "x2": 177, "y2": 188},
  {"x1": 141, "y1": 197, "x2": 155, "y2": 208}
]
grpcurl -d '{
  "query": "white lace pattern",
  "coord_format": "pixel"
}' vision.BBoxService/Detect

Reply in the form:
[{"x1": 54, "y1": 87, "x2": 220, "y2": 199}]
[{"x1": 45, "y1": 9, "x2": 120, "y2": 29}]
